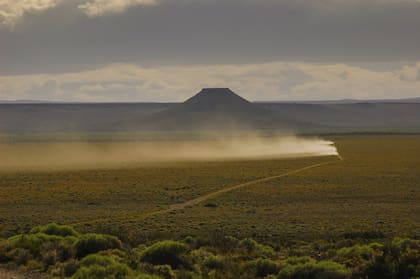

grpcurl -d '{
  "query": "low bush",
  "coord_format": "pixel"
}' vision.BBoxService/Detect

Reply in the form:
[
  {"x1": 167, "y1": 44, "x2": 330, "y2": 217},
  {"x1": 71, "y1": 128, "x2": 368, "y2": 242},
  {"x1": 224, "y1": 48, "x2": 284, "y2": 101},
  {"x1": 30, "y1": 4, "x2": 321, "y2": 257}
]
[
  {"x1": 151, "y1": 264, "x2": 177, "y2": 279},
  {"x1": 203, "y1": 255, "x2": 226, "y2": 270},
  {"x1": 71, "y1": 254, "x2": 131, "y2": 279},
  {"x1": 6, "y1": 234, "x2": 45, "y2": 256},
  {"x1": 278, "y1": 257, "x2": 349, "y2": 279},
  {"x1": 74, "y1": 233, "x2": 122, "y2": 258},
  {"x1": 254, "y1": 258, "x2": 279, "y2": 277},
  {"x1": 6, "y1": 248, "x2": 33, "y2": 265},
  {"x1": 1, "y1": 223, "x2": 419, "y2": 279},
  {"x1": 361, "y1": 238, "x2": 420, "y2": 279},
  {"x1": 239, "y1": 238, "x2": 276, "y2": 258},
  {"x1": 141, "y1": 240, "x2": 188, "y2": 268},
  {"x1": 30, "y1": 223, "x2": 80, "y2": 237},
  {"x1": 335, "y1": 243, "x2": 383, "y2": 275}
]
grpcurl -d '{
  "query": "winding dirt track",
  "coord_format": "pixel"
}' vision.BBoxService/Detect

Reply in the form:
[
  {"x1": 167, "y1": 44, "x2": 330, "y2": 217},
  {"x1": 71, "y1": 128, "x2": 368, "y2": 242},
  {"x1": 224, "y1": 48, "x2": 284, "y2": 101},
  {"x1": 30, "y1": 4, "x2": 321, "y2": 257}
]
[{"x1": 72, "y1": 159, "x2": 340, "y2": 227}]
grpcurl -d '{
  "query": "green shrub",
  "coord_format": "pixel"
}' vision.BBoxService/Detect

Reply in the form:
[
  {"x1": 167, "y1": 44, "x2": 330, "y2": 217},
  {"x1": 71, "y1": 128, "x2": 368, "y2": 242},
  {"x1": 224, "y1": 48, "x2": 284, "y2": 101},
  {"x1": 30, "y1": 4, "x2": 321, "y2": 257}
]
[
  {"x1": 361, "y1": 238, "x2": 420, "y2": 279},
  {"x1": 71, "y1": 264, "x2": 130, "y2": 279},
  {"x1": 141, "y1": 240, "x2": 188, "y2": 268},
  {"x1": 63, "y1": 260, "x2": 80, "y2": 277},
  {"x1": 222, "y1": 235, "x2": 240, "y2": 252},
  {"x1": 7, "y1": 234, "x2": 45, "y2": 256},
  {"x1": 203, "y1": 255, "x2": 225, "y2": 270},
  {"x1": 240, "y1": 238, "x2": 259, "y2": 252},
  {"x1": 4, "y1": 231, "x2": 77, "y2": 269},
  {"x1": 0, "y1": 241, "x2": 10, "y2": 263},
  {"x1": 282, "y1": 256, "x2": 316, "y2": 266},
  {"x1": 189, "y1": 247, "x2": 213, "y2": 262},
  {"x1": 74, "y1": 233, "x2": 122, "y2": 258},
  {"x1": 335, "y1": 243, "x2": 383, "y2": 268},
  {"x1": 30, "y1": 223, "x2": 79, "y2": 237},
  {"x1": 254, "y1": 258, "x2": 279, "y2": 277},
  {"x1": 152, "y1": 264, "x2": 176, "y2": 279},
  {"x1": 26, "y1": 259, "x2": 45, "y2": 271},
  {"x1": 242, "y1": 258, "x2": 280, "y2": 278},
  {"x1": 80, "y1": 253, "x2": 114, "y2": 266},
  {"x1": 239, "y1": 238, "x2": 276, "y2": 258},
  {"x1": 7, "y1": 248, "x2": 33, "y2": 265},
  {"x1": 41, "y1": 247, "x2": 58, "y2": 266},
  {"x1": 278, "y1": 258, "x2": 349, "y2": 279},
  {"x1": 72, "y1": 254, "x2": 131, "y2": 279},
  {"x1": 183, "y1": 236, "x2": 197, "y2": 248}
]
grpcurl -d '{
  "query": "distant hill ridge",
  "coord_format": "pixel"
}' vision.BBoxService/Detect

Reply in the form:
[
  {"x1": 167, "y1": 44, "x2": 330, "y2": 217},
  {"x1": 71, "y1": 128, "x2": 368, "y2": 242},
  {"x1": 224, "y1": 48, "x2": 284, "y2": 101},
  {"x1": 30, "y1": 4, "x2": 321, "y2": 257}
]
[
  {"x1": 133, "y1": 88, "x2": 312, "y2": 131},
  {"x1": 0, "y1": 88, "x2": 420, "y2": 134}
]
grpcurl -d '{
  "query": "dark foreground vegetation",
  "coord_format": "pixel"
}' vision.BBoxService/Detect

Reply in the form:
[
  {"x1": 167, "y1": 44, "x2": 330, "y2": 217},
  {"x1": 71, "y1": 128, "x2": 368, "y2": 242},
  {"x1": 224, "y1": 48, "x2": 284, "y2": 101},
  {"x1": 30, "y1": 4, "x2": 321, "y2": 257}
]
[{"x1": 1, "y1": 223, "x2": 419, "y2": 279}]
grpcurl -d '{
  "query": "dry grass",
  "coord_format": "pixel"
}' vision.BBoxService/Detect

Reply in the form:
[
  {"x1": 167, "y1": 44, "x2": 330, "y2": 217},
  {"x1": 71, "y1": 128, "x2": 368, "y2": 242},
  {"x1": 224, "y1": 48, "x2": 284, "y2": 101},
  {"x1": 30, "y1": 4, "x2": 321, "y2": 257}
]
[{"x1": 0, "y1": 136, "x2": 419, "y2": 247}]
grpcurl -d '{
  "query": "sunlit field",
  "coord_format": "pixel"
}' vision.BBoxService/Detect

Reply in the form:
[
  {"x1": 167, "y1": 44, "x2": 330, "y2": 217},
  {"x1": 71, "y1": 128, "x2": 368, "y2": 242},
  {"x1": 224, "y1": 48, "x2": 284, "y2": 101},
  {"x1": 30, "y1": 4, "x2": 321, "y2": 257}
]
[
  {"x1": 0, "y1": 135, "x2": 418, "y2": 245},
  {"x1": 0, "y1": 135, "x2": 419, "y2": 278}
]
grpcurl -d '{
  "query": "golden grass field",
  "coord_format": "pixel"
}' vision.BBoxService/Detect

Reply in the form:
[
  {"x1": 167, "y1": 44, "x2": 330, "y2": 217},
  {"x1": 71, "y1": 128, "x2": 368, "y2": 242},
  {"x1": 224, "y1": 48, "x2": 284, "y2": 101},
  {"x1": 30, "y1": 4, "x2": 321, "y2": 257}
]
[{"x1": 0, "y1": 135, "x2": 419, "y2": 247}]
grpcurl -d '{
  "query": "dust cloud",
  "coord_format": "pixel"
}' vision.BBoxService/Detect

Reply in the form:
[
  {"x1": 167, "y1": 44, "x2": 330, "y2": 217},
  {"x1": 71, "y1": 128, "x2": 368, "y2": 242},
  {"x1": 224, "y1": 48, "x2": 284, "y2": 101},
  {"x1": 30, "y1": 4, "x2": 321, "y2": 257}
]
[{"x1": 0, "y1": 135, "x2": 338, "y2": 171}]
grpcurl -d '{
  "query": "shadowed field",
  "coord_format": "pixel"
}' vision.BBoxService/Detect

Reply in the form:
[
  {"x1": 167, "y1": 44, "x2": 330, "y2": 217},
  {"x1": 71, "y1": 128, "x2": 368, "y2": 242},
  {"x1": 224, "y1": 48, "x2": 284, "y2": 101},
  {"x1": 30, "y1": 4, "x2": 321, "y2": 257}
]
[{"x1": 0, "y1": 135, "x2": 419, "y2": 247}]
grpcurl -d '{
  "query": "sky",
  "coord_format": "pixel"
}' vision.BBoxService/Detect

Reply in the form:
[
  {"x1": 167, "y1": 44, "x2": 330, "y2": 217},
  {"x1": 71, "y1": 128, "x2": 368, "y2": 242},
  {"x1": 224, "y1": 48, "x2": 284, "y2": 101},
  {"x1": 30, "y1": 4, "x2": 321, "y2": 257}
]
[{"x1": 1, "y1": 0, "x2": 420, "y2": 102}]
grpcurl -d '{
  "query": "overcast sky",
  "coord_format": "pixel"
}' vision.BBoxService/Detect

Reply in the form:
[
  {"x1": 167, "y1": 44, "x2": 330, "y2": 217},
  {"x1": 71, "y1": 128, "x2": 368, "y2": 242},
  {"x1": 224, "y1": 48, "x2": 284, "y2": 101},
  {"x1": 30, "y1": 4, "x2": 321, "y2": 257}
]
[{"x1": 1, "y1": 0, "x2": 420, "y2": 101}]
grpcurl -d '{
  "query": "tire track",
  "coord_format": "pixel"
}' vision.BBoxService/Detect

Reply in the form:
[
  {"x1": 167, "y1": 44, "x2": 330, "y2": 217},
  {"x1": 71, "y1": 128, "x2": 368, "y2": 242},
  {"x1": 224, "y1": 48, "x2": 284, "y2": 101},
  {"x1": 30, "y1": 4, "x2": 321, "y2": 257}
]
[{"x1": 72, "y1": 159, "x2": 340, "y2": 227}]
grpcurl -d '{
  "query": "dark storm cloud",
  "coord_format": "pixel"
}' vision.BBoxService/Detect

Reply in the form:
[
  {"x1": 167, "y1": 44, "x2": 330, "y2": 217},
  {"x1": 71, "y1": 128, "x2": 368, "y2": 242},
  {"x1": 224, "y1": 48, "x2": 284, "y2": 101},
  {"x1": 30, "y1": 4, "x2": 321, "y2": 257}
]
[{"x1": 1, "y1": 0, "x2": 420, "y2": 75}]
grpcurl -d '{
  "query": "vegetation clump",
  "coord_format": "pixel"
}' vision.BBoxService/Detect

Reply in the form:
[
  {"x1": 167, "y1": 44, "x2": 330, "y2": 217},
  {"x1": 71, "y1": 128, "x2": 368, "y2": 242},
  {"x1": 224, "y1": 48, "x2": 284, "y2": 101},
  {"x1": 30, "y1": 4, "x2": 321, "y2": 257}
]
[
  {"x1": 71, "y1": 254, "x2": 131, "y2": 279},
  {"x1": 140, "y1": 240, "x2": 188, "y2": 268},
  {"x1": 30, "y1": 223, "x2": 80, "y2": 237},
  {"x1": 74, "y1": 233, "x2": 122, "y2": 258},
  {"x1": 0, "y1": 223, "x2": 419, "y2": 278},
  {"x1": 277, "y1": 257, "x2": 349, "y2": 279}
]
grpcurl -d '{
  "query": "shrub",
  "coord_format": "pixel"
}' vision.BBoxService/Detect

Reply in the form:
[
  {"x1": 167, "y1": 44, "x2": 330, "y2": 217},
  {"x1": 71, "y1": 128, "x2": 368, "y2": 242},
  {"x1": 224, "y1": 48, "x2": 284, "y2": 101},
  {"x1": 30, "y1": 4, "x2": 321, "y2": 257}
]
[
  {"x1": 7, "y1": 248, "x2": 33, "y2": 265},
  {"x1": 254, "y1": 258, "x2": 279, "y2": 277},
  {"x1": 7, "y1": 234, "x2": 45, "y2": 256},
  {"x1": 30, "y1": 223, "x2": 79, "y2": 237},
  {"x1": 0, "y1": 241, "x2": 10, "y2": 262},
  {"x1": 80, "y1": 253, "x2": 114, "y2": 266},
  {"x1": 242, "y1": 258, "x2": 279, "y2": 278},
  {"x1": 72, "y1": 254, "x2": 131, "y2": 279},
  {"x1": 240, "y1": 238, "x2": 259, "y2": 252},
  {"x1": 278, "y1": 258, "x2": 349, "y2": 279},
  {"x1": 183, "y1": 236, "x2": 197, "y2": 248},
  {"x1": 152, "y1": 264, "x2": 177, "y2": 279},
  {"x1": 74, "y1": 233, "x2": 122, "y2": 258},
  {"x1": 203, "y1": 255, "x2": 226, "y2": 270},
  {"x1": 222, "y1": 235, "x2": 240, "y2": 251},
  {"x1": 41, "y1": 247, "x2": 58, "y2": 266},
  {"x1": 239, "y1": 238, "x2": 276, "y2": 258},
  {"x1": 71, "y1": 264, "x2": 130, "y2": 279},
  {"x1": 282, "y1": 256, "x2": 316, "y2": 266},
  {"x1": 361, "y1": 238, "x2": 420, "y2": 279},
  {"x1": 26, "y1": 259, "x2": 45, "y2": 271},
  {"x1": 4, "y1": 231, "x2": 77, "y2": 269},
  {"x1": 189, "y1": 247, "x2": 214, "y2": 264},
  {"x1": 63, "y1": 260, "x2": 80, "y2": 277},
  {"x1": 141, "y1": 240, "x2": 188, "y2": 268},
  {"x1": 335, "y1": 243, "x2": 383, "y2": 268}
]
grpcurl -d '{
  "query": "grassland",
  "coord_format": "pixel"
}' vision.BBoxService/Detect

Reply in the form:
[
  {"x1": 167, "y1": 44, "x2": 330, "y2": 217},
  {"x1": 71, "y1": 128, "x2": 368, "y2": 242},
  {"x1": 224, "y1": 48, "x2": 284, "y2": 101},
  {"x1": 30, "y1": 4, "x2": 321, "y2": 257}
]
[{"x1": 0, "y1": 135, "x2": 419, "y2": 248}]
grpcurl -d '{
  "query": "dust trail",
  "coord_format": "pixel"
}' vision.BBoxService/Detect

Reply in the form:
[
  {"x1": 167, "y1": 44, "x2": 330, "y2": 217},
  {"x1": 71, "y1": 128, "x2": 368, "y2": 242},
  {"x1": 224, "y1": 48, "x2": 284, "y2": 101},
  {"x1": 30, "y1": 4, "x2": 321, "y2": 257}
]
[{"x1": 0, "y1": 135, "x2": 338, "y2": 171}]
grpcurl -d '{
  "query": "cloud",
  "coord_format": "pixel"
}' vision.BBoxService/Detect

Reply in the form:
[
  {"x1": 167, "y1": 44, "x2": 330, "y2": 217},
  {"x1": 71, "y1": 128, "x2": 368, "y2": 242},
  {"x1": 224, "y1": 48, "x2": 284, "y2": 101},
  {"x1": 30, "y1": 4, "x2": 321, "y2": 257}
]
[
  {"x1": 78, "y1": 0, "x2": 158, "y2": 17},
  {"x1": 2, "y1": 0, "x2": 420, "y2": 74},
  {"x1": 398, "y1": 62, "x2": 420, "y2": 82},
  {"x1": 0, "y1": 0, "x2": 61, "y2": 29},
  {"x1": 1, "y1": 62, "x2": 420, "y2": 102}
]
